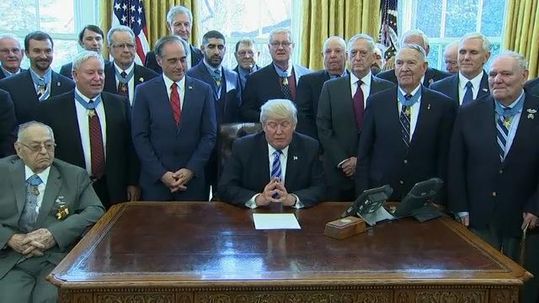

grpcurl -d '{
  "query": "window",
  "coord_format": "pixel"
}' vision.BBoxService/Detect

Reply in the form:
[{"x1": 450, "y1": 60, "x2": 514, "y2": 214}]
[
  {"x1": 0, "y1": 0, "x2": 98, "y2": 71},
  {"x1": 398, "y1": 0, "x2": 507, "y2": 71}
]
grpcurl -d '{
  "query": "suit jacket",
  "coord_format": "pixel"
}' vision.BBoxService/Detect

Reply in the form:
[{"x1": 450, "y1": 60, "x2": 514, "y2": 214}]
[
  {"x1": 295, "y1": 70, "x2": 331, "y2": 139},
  {"x1": 377, "y1": 67, "x2": 451, "y2": 87},
  {"x1": 240, "y1": 63, "x2": 311, "y2": 122},
  {"x1": 36, "y1": 90, "x2": 138, "y2": 206},
  {"x1": 103, "y1": 62, "x2": 158, "y2": 104},
  {"x1": 218, "y1": 132, "x2": 325, "y2": 207},
  {"x1": 187, "y1": 61, "x2": 242, "y2": 123},
  {"x1": 430, "y1": 71, "x2": 490, "y2": 104},
  {"x1": 0, "y1": 70, "x2": 74, "y2": 123},
  {"x1": 132, "y1": 75, "x2": 216, "y2": 200},
  {"x1": 356, "y1": 86, "x2": 457, "y2": 201},
  {"x1": 317, "y1": 75, "x2": 395, "y2": 190},
  {"x1": 0, "y1": 156, "x2": 104, "y2": 279},
  {"x1": 524, "y1": 77, "x2": 539, "y2": 97},
  {"x1": 0, "y1": 89, "x2": 16, "y2": 157},
  {"x1": 144, "y1": 44, "x2": 203, "y2": 74},
  {"x1": 233, "y1": 64, "x2": 260, "y2": 93},
  {"x1": 448, "y1": 93, "x2": 539, "y2": 236}
]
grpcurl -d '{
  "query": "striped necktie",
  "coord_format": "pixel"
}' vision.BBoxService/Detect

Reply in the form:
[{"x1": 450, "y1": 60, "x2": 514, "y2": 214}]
[
  {"x1": 271, "y1": 150, "x2": 282, "y2": 180},
  {"x1": 399, "y1": 95, "x2": 412, "y2": 147},
  {"x1": 496, "y1": 108, "x2": 511, "y2": 161}
]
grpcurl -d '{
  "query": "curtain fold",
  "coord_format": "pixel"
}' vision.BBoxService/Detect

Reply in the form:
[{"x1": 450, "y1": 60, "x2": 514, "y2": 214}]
[
  {"x1": 300, "y1": 0, "x2": 381, "y2": 70},
  {"x1": 503, "y1": 0, "x2": 539, "y2": 78}
]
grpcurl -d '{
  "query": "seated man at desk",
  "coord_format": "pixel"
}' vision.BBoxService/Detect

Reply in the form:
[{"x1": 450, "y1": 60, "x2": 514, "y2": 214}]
[
  {"x1": 218, "y1": 99, "x2": 325, "y2": 208},
  {"x1": 0, "y1": 121, "x2": 105, "y2": 303}
]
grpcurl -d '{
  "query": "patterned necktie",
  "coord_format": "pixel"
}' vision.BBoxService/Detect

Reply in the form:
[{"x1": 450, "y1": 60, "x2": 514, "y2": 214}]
[
  {"x1": 399, "y1": 95, "x2": 412, "y2": 147},
  {"x1": 462, "y1": 81, "x2": 473, "y2": 105},
  {"x1": 280, "y1": 77, "x2": 292, "y2": 100},
  {"x1": 170, "y1": 82, "x2": 182, "y2": 125},
  {"x1": 353, "y1": 80, "x2": 365, "y2": 130},
  {"x1": 271, "y1": 150, "x2": 282, "y2": 199},
  {"x1": 212, "y1": 69, "x2": 222, "y2": 87},
  {"x1": 117, "y1": 71, "x2": 129, "y2": 98},
  {"x1": 19, "y1": 174, "x2": 43, "y2": 232},
  {"x1": 88, "y1": 100, "x2": 105, "y2": 178},
  {"x1": 496, "y1": 107, "x2": 511, "y2": 161}
]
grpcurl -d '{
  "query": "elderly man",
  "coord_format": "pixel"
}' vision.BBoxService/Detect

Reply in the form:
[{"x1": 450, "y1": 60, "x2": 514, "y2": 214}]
[
  {"x1": 103, "y1": 26, "x2": 158, "y2": 105},
  {"x1": 0, "y1": 31, "x2": 74, "y2": 124},
  {"x1": 233, "y1": 38, "x2": 260, "y2": 92},
  {"x1": 448, "y1": 51, "x2": 539, "y2": 303},
  {"x1": 431, "y1": 33, "x2": 491, "y2": 105},
  {"x1": 240, "y1": 28, "x2": 311, "y2": 122},
  {"x1": 132, "y1": 36, "x2": 216, "y2": 201},
  {"x1": 59, "y1": 25, "x2": 106, "y2": 79},
  {"x1": 0, "y1": 34, "x2": 24, "y2": 79},
  {"x1": 296, "y1": 36, "x2": 347, "y2": 139},
  {"x1": 356, "y1": 44, "x2": 456, "y2": 201},
  {"x1": 0, "y1": 121, "x2": 104, "y2": 303},
  {"x1": 317, "y1": 33, "x2": 394, "y2": 201},
  {"x1": 443, "y1": 40, "x2": 459, "y2": 74},
  {"x1": 219, "y1": 99, "x2": 325, "y2": 208},
  {"x1": 377, "y1": 29, "x2": 451, "y2": 87},
  {"x1": 144, "y1": 5, "x2": 203, "y2": 73},
  {"x1": 37, "y1": 50, "x2": 139, "y2": 209}
]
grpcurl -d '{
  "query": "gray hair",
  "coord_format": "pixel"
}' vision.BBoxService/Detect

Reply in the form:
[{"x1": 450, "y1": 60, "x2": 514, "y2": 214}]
[
  {"x1": 459, "y1": 32, "x2": 491, "y2": 53},
  {"x1": 166, "y1": 5, "x2": 193, "y2": 25},
  {"x1": 268, "y1": 28, "x2": 292, "y2": 44},
  {"x1": 106, "y1": 25, "x2": 135, "y2": 46},
  {"x1": 323, "y1": 36, "x2": 346, "y2": 53},
  {"x1": 400, "y1": 29, "x2": 429, "y2": 50},
  {"x1": 493, "y1": 51, "x2": 529, "y2": 71},
  {"x1": 260, "y1": 99, "x2": 298, "y2": 125},
  {"x1": 72, "y1": 50, "x2": 104, "y2": 71},
  {"x1": 398, "y1": 44, "x2": 427, "y2": 62},
  {"x1": 0, "y1": 33, "x2": 21, "y2": 45},
  {"x1": 154, "y1": 35, "x2": 188, "y2": 58},
  {"x1": 347, "y1": 33, "x2": 375, "y2": 53},
  {"x1": 235, "y1": 38, "x2": 256, "y2": 53},
  {"x1": 17, "y1": 121, "x2": 54, "y2": 142},
  {"x1": 444, "y1": 40, "x2": 459, "y2": 55}
]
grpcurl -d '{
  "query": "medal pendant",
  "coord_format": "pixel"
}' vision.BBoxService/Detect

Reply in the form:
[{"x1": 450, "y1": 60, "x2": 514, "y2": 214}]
[
  {"x1": 31, "y1": 186, "x2": 39, "y2": 196},
  {"x1": 88, "y1": 109, "x2": 96, "y2": 118}
]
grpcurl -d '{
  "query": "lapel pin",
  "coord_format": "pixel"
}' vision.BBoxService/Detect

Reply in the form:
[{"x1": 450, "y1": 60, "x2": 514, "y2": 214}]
[
  {"x1": 428, "y1": 78, "x2": 434, "y2": 85},
  {"x1": 139, "y1": 77, "x2": 144, "y2": 82},
  {"x1": 482, "y1": 88, "x2": 488, "y2": 92},
  {"x1": 293, "y1": 156, "x2": 298, "y2": 160},
  {"x1": 57, "y1": 81, "x2": 61, "y2": 87},
  {"x1": 527, "y1": 108, "x2": 536, "y2": 119},
  {"x1": 188, "y1": 86, "x2": 193, "y2": 90},
  {"x1": 427, "y1": 103, "x2": 431, "y2": 110}
]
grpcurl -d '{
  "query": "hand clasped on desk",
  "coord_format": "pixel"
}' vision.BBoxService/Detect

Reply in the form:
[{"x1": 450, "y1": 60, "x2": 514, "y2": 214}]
[{"x1": 255, "y1": 178, "x2": 297, "y2": 207}]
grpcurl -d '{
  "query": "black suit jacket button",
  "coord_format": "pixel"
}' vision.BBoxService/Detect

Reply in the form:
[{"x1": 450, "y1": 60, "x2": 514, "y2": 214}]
[
  {"x1": 399, "y1": 180, "x2": 404, "y2": 185},
  {"x1": 492, "y1": 192, "x2": 497, "y2": 197}
]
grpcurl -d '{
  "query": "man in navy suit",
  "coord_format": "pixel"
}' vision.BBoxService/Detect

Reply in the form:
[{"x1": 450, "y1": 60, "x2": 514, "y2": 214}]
[
  {"x1": 377, "y1": 30, "x2": 451, "y2": 87},
  {"x1": 448, "y1": 51, "x2": 538, "y2": 303},
  {"x1": 233, "y1": 39, "x2": 260, "y2": 92},
  {"x1": 240, "y1": 28, "x2": 311, "y2": 122},
  {"x1": 144, "y1": 5, "x2": 203, "y2": 73},
  {"x1": 524, "y1": 77, "x2": 539, "y2": 96},
  {"x1": 37, "y1": 51, "x2": 139, "y2": 209},
  {"x1": 356, "y1": 44, "x2": 456, "y2": 201},
  {"x1": 219, "y1": 99, "x2": 325, "y2": 208},
  {"x1": 0, "y1": 34, "x2": 24, "y2": 79},
  {"x1": 317, "y1": 34, "x2": 394, "y2": 201},
  {"x1": 296, "y1": 36, "x2": 347, "y2": 139},
  {"x1": 59, "y1": 25, "x2": 106, "y2": 79},
  {"x1": 132, "y1": 35, "x2": 216, "y2": 201},
  {"x1": 0, "y1": 89, "x2": 16, "y2": 157},
  {"x1": 0, "y1": 31, "x2": 74, "y2": 124},
  {"x1": 431, "y1": 33, "x2": 491, "y2": 105}
]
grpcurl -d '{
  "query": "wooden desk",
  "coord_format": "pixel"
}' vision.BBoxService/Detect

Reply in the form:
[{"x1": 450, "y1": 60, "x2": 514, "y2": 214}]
[{"x1": 48, "y1": 202, "x2": 531, "y2": 303}]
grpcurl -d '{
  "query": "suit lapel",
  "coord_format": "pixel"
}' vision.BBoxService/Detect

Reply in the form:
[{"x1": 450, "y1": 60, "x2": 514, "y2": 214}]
[
  {"x1": 63, "y1": 92, "x2": 86, "y2": 167},
  {"x1": 22, "y1": 71, "x2": 39, "y2": 101},
  {"x1": 10, "y1": 159, "x2": 26, "y2": 214},
  {"x1": 477, "y1": 71, "x2": 490, "y2": 99},
  {"x1": 255, "y1": 134, "x2": 271, "y2": 186},
  {"x1": 503, "y1": 95, "x2": 539, "y2": 164},
  {"x1": 104, "y1": 63, "x2": 117, "y2": 92},
  {"x1": 284, "y1": 135, "x2": 300, "y2": 189},
  {"x1": 410, "y1": 88, "x2": 430, "y2": 147},
  {"x1": 180, "y1": 77, "x2": 196, "y2": 129},
  {"x1": 36, "y1": 164, "x2": 62, "y2": 227}
]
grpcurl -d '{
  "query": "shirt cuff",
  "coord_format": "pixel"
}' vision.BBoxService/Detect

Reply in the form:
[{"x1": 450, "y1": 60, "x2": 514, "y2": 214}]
[
  {"x1": 245, "y1": 194, "x2": 259, "y2": 209},
  {"x1": 456, "y1": 211, "x2": 469, "y2": 218},
  {"x1": 291, "y1": 194, "x2": 303, "y2": 209},
  {"x1": 337, "y1": 159, "x2": 348, "y2": 168}
]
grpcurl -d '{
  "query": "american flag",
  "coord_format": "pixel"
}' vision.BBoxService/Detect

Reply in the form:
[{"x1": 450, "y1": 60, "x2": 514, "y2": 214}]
[
  {"x1": 112, "y1": 0, "x2": 150, "y2": 64},
  {"x1": 379, "y1": 0, "x2": 398, "y2": 60}
]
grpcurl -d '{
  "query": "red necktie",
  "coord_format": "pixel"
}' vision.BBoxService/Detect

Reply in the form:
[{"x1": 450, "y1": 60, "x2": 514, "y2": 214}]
[
  {"x1": 89, "y1": 100, "x2": 105, "y2": 178},
  {"x1": 353, "y1": 80, "x2": 365, "y2": 130},
  {"x1": 170, "y1": 82, "x2": 182, "y2": 125}
]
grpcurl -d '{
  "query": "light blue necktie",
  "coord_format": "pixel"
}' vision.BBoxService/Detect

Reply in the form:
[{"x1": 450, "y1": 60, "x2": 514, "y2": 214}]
[
  {"x1": 462, "y1": 81, "x2": 473, "y2": 105},
  {"x1": 19, "y1": 174, "x2": 43, "y2": 232}
]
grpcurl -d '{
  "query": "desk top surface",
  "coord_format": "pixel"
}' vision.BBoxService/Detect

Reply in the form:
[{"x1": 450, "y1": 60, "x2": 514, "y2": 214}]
[{"x1": 49, "y1": 202, "x2": 529, "y2": 287}]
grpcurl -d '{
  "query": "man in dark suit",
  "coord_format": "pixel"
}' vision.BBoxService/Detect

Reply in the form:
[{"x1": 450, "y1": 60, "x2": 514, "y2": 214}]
[
  {"x1": 377, "y1": 29, "x2": 451, "y2": 87},
  {"x1": 431, "y1": 33, "x2": 491, "y2": 105},
  {"x1": 524, "y1": 77, "x2": 539, "y2": 96},
  {"x1": 296, "y1": 36, "x2": 347, "y2": 139},
  {"x1": 448, "y1": 51, "x2": 538, "y2": 303},
  {"x1": 103, "y1": 26, "x2": 158, "y2": 106},
  {"x1": 219, "y1": 99, "x2": 325, "y2": 208},
  {"x1": 317, "y1": 34, "x2": 394, "y2": 201},
  {"x1": 144, "y1": 5, "x2": 203, "y2": 73},
  {"x1": 0, "y1": 89, "x2": 16, "y2": 157},
  {"x1": 0, "y1": 121, "x2": 104, "y2": 303},
  {"x1": 240, "y1": 28, "x2": 311, "y2": 122},
  {"x1": 0, "y1": 31, "x2": 74, "y2": 124},
  {"x1": 59, "y1": 25, "x2": 105, "y2": 79},
  {"x1": 37, "y1": 51, "x2": 139, "y2": 209},
  {"x1": 132, "y1": 36, "x2": 216, "y2": 201},
  {"x1": 356, "y1": 44, "x2": 457, "y2": 201},
  {"x1": 233, "y1": 38, "x2": 260, "y2": 92},
  {"x1": 0, "y1": 34, "x2": 24, "y2": 79}
]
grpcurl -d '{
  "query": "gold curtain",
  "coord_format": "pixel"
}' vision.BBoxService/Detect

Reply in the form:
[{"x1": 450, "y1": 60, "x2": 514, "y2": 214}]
[
  {"x1": 503, "y1": 0, "x2": 539, "y2": 78},
  {"x1": 300, "y1": 0, "x2": 381, "y2": 70},
  {"x1": 98, "y1": 0, "x2": 198, "y2": 57}
]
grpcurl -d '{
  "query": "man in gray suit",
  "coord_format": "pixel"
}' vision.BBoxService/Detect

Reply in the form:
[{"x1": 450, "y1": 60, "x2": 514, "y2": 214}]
[
  {"x1": 317, "y1": 34, "x2": 394, "y2": 201},
  {"x1": 0, "y1": 121, "x2": 105, "y2": 303}
]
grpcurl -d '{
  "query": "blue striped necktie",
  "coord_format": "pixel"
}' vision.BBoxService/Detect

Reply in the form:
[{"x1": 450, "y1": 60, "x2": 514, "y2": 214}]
[
  {"x1": 496, "y1": 108, "x2": 511, "y2": 161},
  {"x1": 399, "y1": 94, "x2": 412, "y2": 147},
  {"x1": 271, "y1": 150, "x2": 282, "y2": 180}
]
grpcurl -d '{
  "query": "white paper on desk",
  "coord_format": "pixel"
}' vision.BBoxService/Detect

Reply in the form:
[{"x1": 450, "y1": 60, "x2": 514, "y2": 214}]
[{"x1": 253, "y1": 213, "x2": 301, "y2": 229}]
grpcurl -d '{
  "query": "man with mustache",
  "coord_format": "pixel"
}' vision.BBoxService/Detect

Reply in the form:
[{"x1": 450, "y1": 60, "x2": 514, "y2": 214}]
[
  {"x1": 59, "y1": 25, "x2": 106, "y2": 79},
  {"x1": 0, "y1": 34, "x2": 24, "y2": 79},
  {"x1": 0, "y1": 31, "x2": 74, "y2": 124}
]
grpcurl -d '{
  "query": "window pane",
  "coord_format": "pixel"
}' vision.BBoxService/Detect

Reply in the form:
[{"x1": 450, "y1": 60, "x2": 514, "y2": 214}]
[
  {"x1": 481, "y1": 0, "x2": 505, "y2": 36},
  {"x1": 0, "y1": 0, "x2": 38, "y2": 33},
  {"x1": 415, "y1": 0, "x2": 442, "y2": 37},
  {"x1": 445, "y1": 0, "x2": 480, "y2": 37},
  {"x1": 39, "y1": 0, "x2": 75, "y2": 33},
  {"x1": 426, "y1": 44, "x2": 440, "y2": 71}
]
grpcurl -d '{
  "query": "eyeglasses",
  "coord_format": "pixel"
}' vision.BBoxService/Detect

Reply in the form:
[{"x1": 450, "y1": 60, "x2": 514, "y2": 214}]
[
  {"x1": 19, "y1": 141, "x2": 56, "y2": 152},
  {"x1": 0, "y1": 48, "x2": 21, "y2": 54},
  {"x1": 112, "y1": 43, "x2": 136, "y2": 50},
  {"x1": 270, "y1": 41, "x2": 292, "y2": 48}
]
